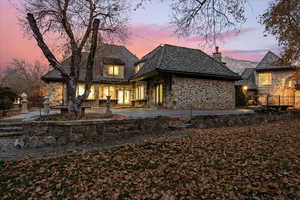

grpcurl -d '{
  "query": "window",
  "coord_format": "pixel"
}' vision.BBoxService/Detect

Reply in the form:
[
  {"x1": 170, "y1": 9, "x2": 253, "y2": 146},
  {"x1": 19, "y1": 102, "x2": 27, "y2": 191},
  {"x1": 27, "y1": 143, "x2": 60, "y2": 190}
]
[
  {"x1": 258, "y1": 73, "x2": 272, "y2": 86},
  {"x1": 152, "y1": 84, "x2": 163, "y2": 104},
  {"x1": 76, "y1": 84, "x2": 95, "y2": 99},
  {"x1": 100, "y1": 86, "x2": 116, "y2": 99},
  {"x1": 135, "y1": 85, "x2": 145, "y2": 100},
  {"x1": 135, "y1": 63, "x2": 144, "y2": 73},
  {"x1": 106, "y1": 65, "x2": 120, "y2": 76}
]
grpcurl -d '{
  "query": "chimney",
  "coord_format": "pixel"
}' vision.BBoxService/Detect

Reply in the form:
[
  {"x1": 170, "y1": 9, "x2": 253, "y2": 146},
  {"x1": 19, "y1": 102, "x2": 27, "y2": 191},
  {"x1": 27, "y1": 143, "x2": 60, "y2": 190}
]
[{"x1": 213, "y1": 46, "x2": 222, "y2": 63}]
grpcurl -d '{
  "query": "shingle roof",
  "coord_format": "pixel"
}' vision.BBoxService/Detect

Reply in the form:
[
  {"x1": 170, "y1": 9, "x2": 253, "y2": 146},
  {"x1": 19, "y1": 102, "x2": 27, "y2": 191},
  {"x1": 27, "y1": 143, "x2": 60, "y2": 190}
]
[
  {"x1": 132, "y1": 44, "x2": 241, "y2": 80},
  {"x1": 235, "y1": 68, "x2": 257, "y2": 90},
  {"x1": 256, "y1": 51, "x2": 295, "y2": 71},
  {"x1": 42, "y1": 44, "x2": 139, "y2": 83}
]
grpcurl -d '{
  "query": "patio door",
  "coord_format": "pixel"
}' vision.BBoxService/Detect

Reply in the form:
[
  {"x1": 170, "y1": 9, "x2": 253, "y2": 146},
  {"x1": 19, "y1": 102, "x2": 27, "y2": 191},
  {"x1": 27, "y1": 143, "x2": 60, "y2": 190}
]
[{"x1": 118, "y1": 90, "x2": 130, "y2": 105}]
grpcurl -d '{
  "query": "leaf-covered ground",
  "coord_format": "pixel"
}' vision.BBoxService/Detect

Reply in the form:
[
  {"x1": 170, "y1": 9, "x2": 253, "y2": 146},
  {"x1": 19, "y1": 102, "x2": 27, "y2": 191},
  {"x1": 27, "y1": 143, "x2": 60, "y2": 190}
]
[{"x1": 1, "y1": 119, "x2": 300, "y2": 199}]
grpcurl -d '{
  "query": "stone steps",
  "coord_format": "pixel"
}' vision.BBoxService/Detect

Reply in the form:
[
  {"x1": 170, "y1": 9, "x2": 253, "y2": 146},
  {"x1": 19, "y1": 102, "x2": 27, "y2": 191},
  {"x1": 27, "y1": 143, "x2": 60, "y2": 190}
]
[
  {"x1": 0, "y1": 127, "x2": 23, "y2": 132},
  {"x1": 0, "y1": 123, "x2": 24, "y2": 139}
]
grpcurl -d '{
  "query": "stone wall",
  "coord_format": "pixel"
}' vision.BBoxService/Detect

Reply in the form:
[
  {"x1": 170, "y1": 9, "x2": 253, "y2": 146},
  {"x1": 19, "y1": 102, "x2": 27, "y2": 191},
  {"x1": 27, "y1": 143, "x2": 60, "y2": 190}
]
[
  {"x1": 23, "y1": 117, "x2": 170, "y2": 148},
  {"x1": 22, "y1": 110, "x2": 300, "y2": 148},
  {"x1": 46, "y1": 82, "x2": 64, "y2": 106},
  {"x1": 169, "y1": 76, "x2": 236, "y2": 109}
]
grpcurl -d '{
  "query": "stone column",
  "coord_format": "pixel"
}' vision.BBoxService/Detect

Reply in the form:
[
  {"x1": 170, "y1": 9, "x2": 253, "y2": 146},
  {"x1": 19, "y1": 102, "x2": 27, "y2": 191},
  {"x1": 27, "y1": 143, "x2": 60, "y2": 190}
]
[
  {"x1": 21, "y1": 92, "x2": 28, "y2": 113},
  {"x1": 94, "y1": 84, "x2": 100, "y2": 107},
  {"x1": 43, "y1": 96, "x2": 50, "y2": 115},
  {"x1": 105, "y1": 96, "x2": 112, "y2": 117}
]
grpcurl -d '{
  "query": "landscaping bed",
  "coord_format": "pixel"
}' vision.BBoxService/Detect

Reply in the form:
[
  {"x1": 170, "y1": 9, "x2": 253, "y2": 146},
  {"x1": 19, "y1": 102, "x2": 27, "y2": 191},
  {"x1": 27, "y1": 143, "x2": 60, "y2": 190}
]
[
  {"x1": 1, "y1": 119, "x2": 299, "y2": 199},
  {"x1": 36, "y1": 113, "x2": 126, "y2": 121}
]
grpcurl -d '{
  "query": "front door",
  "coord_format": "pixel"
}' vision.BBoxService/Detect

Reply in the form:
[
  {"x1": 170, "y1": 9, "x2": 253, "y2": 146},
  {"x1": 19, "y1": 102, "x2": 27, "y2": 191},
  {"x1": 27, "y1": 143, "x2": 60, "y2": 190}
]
[{"x1": 118, "y1": 90, "x2": 130, "y2": 105}]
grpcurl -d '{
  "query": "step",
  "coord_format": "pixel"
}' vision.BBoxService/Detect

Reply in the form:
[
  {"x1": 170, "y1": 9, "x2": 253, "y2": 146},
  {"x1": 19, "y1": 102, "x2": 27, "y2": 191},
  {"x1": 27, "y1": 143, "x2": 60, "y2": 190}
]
[
  {"x1": 0, "y1": 132, "x2": 23, "y2": 138},
  {"x1": 0, "y1": 127, "x2": 23, "y2": 133},
  {"x1": 0, "y1": 122, "x2": 24, "y2": 128}
]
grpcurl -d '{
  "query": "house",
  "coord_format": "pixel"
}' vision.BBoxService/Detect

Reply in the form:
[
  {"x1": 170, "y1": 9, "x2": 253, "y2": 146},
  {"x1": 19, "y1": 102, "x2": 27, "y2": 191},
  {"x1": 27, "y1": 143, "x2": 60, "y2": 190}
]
[
  {"x1": 236, "y1": 51, "x2": 300, "y2": 107},
  {"x1": 255, "y1": 51, "x2": 298, "y2": 106},
  {"x1": 42, "y1": 44, "x2": 241, "y2": 109}
]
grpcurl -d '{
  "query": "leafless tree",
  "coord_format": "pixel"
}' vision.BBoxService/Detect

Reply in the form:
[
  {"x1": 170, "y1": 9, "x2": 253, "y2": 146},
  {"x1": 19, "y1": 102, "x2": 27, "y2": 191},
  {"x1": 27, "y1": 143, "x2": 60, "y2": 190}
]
[
  {"x1": 1, "y1": 59, "x2": 49, "y2": 94},
  {"x1": 18, "y1": 0, "x2": 129, "y2": 115},
  {"x1": 136, "y1": 0, "x2": 247, "y2": 45}
]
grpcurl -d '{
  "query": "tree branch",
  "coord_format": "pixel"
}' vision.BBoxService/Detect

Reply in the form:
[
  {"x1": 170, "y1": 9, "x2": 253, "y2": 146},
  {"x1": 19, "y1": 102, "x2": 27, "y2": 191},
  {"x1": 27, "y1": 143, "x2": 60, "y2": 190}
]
[{"x1": 26, "y1": 13, "x2": 70, "y2": 80}]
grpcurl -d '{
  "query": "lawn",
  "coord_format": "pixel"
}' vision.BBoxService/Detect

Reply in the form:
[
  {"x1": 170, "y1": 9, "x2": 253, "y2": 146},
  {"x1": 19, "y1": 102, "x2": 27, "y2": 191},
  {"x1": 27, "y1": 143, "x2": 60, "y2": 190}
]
[{"x1": 1, "y1": 119, "x2": 299, "y2": 199}]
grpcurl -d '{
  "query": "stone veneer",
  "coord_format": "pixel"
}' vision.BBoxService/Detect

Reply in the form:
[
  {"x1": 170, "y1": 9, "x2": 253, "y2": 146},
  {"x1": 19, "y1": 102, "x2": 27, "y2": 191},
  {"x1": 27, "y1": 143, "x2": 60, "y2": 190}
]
[
  {"x1": 46, "y1": 82, "x2": 64, "y2": 106},
  {"x1": 169, "y1": 76, "x2": 236, "y2": 109}
]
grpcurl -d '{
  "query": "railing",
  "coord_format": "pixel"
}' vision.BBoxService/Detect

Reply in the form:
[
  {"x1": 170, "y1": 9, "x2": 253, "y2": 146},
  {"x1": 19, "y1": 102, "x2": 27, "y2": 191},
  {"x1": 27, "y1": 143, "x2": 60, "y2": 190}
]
[{"x1": 265, "y1": 95, "x2": 297, "y2": 106}]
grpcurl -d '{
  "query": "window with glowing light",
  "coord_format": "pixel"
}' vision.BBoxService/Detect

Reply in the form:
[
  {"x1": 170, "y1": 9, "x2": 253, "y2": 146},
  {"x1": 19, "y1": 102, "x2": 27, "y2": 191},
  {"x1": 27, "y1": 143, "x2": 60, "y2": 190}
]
[
  {"x1": 258, "y1": 73, "x2": 272, "y2": 86},
  {"x1": 106, "y1": 65, "x2": 120, "y2": 76},
  {"x1": 135, "y1": 85, "x2": 145, "y2": 100}
]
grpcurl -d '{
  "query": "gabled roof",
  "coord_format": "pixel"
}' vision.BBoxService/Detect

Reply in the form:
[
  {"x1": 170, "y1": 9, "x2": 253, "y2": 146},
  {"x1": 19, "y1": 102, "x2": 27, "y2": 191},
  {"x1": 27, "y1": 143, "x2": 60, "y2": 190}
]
[
  {"x1": 235, "y1": 68, "x2": 257, "y2": 90},
  {"x1": 256, "y1": 51, "x2": 295, "y2": 71},
  {"x1": 42, "y1": 44, "x2": 139, "y2": 83},
  {"x1": 132, "y1": 44, "x2": 241, "y2": 81}
]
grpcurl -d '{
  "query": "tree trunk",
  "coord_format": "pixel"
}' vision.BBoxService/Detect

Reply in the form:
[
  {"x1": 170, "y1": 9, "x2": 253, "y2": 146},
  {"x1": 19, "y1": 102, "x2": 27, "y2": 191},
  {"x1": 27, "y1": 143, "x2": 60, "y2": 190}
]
[{"x1": 27, "y1": 13, "x2": 100, "y2": 116}]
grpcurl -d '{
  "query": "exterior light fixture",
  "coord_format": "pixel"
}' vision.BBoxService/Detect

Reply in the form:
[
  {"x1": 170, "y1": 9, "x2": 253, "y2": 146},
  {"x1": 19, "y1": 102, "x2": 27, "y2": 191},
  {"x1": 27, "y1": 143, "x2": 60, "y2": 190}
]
[{"x1": 243, "y1": 85, "x2": 248, "y2": 91}]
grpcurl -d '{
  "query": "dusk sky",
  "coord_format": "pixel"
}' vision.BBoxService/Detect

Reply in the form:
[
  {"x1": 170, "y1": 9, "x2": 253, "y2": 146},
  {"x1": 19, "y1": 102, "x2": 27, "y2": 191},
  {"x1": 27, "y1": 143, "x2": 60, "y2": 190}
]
[{"x1": 0, "y1": 0, "x2": 279, "y2": 70}]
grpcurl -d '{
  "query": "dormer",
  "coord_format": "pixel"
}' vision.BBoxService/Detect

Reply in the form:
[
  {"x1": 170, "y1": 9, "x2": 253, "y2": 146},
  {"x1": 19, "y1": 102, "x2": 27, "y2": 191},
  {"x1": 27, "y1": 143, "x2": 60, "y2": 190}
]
[
  {"x1": 102, "y1": 57, "x2": 125, "y2": 79},
  {"x1": 135, "y1": 62, "x2": 144, "y2": 73}
]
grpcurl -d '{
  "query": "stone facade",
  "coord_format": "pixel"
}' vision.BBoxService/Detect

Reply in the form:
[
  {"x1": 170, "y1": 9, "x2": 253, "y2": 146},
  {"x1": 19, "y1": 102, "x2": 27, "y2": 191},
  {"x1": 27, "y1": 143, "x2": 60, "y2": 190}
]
[
  {"x1": 46, "y1": 82, "x2": 64, "y2": 106},
  {"x1": 257, "y1": 70, "x2": 297, "y2": 106},
  {"x1": 168, "y1": 76, "x2": 235, "y2": 109}
]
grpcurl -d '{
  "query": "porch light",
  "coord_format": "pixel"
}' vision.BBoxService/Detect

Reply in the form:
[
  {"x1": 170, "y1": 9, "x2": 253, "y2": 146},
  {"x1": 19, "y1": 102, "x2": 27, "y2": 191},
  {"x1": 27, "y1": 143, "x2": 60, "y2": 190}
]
[{"x1": 243, "y1": 85, "x2": 248, "y2": 91}]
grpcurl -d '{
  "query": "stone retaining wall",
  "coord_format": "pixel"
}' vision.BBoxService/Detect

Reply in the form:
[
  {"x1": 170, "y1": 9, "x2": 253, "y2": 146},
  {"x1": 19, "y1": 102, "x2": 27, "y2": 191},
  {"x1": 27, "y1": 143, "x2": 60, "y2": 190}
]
[
  {"x1": 22, "y1": 111, "x2": 300, "y2": 148},
  {"x1": 23, "y1": 117, "x2": 170, "y2": 148}
]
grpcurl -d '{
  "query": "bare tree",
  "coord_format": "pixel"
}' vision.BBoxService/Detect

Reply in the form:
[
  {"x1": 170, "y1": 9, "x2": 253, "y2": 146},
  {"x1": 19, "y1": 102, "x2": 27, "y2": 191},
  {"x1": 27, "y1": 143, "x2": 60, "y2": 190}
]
[
  {"x1": 19, "y1": 0, "x2": 129, "y2": 115},
  {"x1": 1, "y1": 59, "x2": 49, "y2": 94},
  {"x1": 136, "y1": 0, "x2": 247, "y2": 45}
]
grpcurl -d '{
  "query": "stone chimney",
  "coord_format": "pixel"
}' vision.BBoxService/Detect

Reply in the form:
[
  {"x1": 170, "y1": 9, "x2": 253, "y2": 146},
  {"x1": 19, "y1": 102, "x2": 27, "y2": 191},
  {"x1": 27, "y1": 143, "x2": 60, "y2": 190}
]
[{"x1": 212, "y1": 46, "x2": 222, "y2": 63}]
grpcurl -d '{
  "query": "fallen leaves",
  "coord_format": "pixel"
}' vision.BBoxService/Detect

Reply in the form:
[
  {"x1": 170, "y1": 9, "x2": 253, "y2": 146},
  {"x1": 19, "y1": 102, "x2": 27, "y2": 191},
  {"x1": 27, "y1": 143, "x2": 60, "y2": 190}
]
[{"x1": 0, "y1": 119, "x2": 299, "y2": 199}]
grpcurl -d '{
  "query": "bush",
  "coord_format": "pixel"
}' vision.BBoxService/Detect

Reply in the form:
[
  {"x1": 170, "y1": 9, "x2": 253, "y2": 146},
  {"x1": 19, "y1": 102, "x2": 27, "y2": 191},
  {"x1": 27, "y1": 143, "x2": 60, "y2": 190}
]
[{"x1": 0, "y1": 87, "x2": 18, "y2": 115}]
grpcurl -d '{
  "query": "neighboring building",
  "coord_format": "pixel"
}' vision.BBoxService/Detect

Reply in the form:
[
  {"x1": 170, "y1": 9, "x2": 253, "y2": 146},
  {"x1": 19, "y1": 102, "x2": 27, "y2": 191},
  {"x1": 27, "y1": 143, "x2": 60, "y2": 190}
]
[
  {"x1": 42, "y1": 44, "x2": 241, "y2": 109},
  {"x1": 255, "y1": 51, "x2": 299, "y2": 107},
  {"x1": 235, "y1": 68, "x2": 257, "y2": 104}
]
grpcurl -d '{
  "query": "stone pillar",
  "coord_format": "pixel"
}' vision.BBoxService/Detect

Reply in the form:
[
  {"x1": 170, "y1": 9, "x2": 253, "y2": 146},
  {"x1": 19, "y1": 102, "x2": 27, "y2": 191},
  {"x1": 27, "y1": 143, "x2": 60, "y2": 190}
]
[
  {"x1": 105, "y1": 96, "x2": 112, "y2": 117},
  {"x1": 94, "y1": 84, "x2": 100, "y2": 107},
  {"x1": 21, "y1": 92, "x2": 28, "y2": 113},
  {"x1": 43, "y1": 96, "x2": 50, "y2": 115}
]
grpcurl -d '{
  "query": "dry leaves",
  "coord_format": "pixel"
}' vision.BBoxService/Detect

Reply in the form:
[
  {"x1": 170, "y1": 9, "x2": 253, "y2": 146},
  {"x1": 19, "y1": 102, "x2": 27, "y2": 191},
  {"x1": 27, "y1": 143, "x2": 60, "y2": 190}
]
[{"x1": 1, "y1": 119, "x2": 299, "y2": 199}]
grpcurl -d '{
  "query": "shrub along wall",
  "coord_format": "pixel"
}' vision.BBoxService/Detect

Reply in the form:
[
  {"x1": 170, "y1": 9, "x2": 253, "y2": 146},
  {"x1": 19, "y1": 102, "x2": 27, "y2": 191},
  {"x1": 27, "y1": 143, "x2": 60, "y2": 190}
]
[{"x1": 22, "y1": 111, "x2": 300, "y2": 148}]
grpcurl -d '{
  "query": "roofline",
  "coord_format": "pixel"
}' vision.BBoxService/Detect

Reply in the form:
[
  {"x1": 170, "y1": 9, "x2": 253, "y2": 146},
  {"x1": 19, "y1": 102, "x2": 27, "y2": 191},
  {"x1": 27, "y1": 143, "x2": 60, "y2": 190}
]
[
  {"x1": 157, "y1": 69, "x2": 241, "y2": 81},
  {"x1": 256, "y1": 66, "x2": 296, "y2": 72}
]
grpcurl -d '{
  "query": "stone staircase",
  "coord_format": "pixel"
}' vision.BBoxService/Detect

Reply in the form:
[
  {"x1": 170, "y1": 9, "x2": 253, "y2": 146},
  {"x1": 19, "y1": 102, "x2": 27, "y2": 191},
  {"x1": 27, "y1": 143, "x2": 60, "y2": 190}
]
[{"x1": 0, "y1": 122, "x2": 24, "y2": 138}]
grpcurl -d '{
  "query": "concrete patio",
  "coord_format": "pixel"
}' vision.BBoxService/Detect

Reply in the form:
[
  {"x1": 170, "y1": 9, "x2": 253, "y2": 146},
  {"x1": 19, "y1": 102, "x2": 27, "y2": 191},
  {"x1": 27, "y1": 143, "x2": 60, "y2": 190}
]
[{"x1": 2, "y1": 108, "x2": 254, "y2": 121}]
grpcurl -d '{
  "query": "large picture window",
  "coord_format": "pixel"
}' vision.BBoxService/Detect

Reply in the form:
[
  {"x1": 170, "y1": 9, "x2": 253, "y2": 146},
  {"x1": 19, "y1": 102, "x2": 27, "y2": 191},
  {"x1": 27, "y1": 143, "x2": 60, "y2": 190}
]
[
  {"x1": 258, "y1": 73, "x2": 272, "y2": 86},
  {"x1": 135, "y1": 85, "x2": 145, "y2": 100}
]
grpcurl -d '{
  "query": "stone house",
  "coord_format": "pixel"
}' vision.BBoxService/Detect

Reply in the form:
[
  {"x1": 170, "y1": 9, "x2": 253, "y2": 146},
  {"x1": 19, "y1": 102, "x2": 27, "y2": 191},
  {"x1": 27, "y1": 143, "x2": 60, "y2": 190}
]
[
  {"x1": 237, "y1": 51, "x2": 300, "y2": 107},
  {"x1": 42, "y1": 44, "x2": 241, "y2": 109}
]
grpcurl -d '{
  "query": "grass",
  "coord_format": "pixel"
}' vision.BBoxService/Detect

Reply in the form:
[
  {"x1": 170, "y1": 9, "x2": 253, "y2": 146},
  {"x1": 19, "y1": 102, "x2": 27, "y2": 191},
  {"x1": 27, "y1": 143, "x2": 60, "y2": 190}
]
[{"x1": 0, "y1": 119, "x2": 299, "y2": 199}]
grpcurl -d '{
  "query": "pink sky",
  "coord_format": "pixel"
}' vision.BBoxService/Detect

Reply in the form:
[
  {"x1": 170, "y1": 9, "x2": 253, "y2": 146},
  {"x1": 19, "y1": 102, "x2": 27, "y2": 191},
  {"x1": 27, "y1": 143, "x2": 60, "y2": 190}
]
[{"x1": 0, "y1": 1, "x2": 278, "y2": 70}]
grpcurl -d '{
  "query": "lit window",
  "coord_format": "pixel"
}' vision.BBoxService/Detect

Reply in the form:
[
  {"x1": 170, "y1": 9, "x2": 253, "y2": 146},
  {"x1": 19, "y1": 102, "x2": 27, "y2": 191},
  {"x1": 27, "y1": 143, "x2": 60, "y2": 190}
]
[
  {"x1": 152, "y1": 84, "x2": 163, "y2": 104},
  {"x1": 135, "y1": 63, "x2": 144, "y2": 73},
  {"x1": 135, "y1": 85, "x2": 145, "y2": 100},
  {"x1": 101, "y1": 86, "x2": 116, "y2": 99},
  {"x1": 258, "y1": 73, "x2": 272, "y2": 86},
  {"x1": 77, "y1": 84, "x2": 95, "y2": 99},
  {"x1": 106, "y1": 65, "x2": 120, "y2": 76}
]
